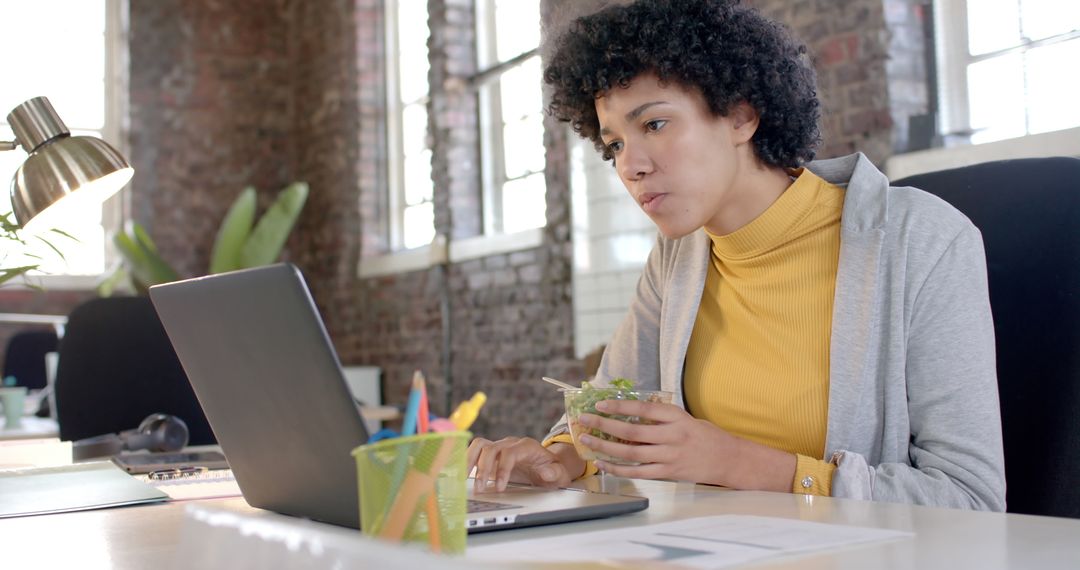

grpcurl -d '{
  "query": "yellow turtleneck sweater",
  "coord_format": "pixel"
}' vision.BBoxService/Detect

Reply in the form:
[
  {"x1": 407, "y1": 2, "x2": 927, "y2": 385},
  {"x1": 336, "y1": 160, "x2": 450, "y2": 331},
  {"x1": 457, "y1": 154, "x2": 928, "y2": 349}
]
[{"x1": 683, "y1": 167, "x2": 843, "y2": 495}]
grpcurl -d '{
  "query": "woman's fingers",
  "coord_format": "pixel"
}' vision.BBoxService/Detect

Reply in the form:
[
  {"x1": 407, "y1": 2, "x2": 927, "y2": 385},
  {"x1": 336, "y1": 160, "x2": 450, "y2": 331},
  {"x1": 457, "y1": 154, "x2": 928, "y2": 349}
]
[
  {"x1": 595, "y1": 399, "x2": 684, "y2": 423},
  {"x1": 577, "y1": 411, "x2": 670, "y2": 444},
  {"x1": 471, "y1": 439, "x2": 505, "y2": 493},
  {"x1": 593, "y1": 458, "x2": 670, "y2": 480},
  {"x1": 467, "y1": 436, "x2": 565, "y2": 493},
  {"x1": 579, "y1": 432, "x2": 667, "y2": 465},
  {"x1": 466, "y1": 437, "x2": 492, "y2": 475}
]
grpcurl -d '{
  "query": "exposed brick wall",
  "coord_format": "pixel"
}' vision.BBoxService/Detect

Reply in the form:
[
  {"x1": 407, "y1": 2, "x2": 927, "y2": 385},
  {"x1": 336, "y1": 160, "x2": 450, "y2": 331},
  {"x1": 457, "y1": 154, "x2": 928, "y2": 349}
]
[
  {"x1": 288, "y1": 0, "x2": 364, "y2": 346},
  {"x1": 747, "y1": 0, "x2": 893, "y2": 164},
  {"x1": 2, "y1": 0, "x2": 926, "y2": 441},
  {"x1": 429, "y1": 0, "x2": 482, "y2": 239},
  {"x1": 748, "y1": 0, "x2": 928, "y2": 164},
  {"x1": 128, "y1": 0, "x2": 297, "y2": 279}
]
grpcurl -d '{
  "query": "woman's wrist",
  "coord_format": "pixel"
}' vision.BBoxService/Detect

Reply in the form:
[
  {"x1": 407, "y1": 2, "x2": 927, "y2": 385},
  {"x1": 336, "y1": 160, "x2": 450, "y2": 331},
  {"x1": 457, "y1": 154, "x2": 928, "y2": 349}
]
[
  {"x1": 719, "y1": 435, "x2": 797, "y2": 492},
  {"x1": 547, "y1": 441, "x2": 587, "y2": 480}
]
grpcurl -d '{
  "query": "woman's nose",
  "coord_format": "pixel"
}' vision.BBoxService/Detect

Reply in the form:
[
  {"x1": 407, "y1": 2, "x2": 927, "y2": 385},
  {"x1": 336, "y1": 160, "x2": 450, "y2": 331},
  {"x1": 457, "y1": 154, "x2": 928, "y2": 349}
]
[{"x1": 617, "y1": 144, "x2": 653, "y2": 181}]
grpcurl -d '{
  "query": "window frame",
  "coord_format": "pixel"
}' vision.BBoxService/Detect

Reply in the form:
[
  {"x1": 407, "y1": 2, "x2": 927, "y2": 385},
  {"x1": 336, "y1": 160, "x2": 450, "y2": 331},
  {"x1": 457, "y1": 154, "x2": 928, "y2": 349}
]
[
  {"x1": 935, "y1": 0, "x2": 1080, "y2": 139},
  {"x1": 475, "y1": 0, "x2": 546, "y2": 237},
  {"x1": 1, "y1": 0, "x2": 128, "y2": 288},
  {"x1": 384, "y1": 0, "x2": 434, "y2": 252}
]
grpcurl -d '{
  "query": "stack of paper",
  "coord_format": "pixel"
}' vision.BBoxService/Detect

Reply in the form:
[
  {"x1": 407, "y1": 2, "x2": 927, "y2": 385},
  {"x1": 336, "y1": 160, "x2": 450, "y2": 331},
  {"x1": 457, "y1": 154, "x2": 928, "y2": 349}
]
[{"x1": 469, "y1": 515, "x2": 912, "y2": 568}]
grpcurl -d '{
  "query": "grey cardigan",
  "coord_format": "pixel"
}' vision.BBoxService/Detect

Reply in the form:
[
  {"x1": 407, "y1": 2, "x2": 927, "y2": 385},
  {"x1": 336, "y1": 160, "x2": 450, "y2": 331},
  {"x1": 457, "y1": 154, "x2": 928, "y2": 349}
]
[{"x1": 549, "y1": 152, "x2": 1006, "y2": 511}]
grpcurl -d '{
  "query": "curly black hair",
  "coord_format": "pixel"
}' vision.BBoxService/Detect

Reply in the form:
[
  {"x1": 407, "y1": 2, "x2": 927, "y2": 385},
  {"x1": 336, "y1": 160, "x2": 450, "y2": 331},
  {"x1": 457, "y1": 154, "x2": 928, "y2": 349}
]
[{"x1": 544, "y1": 0, "x2": 821, "y2": 168}]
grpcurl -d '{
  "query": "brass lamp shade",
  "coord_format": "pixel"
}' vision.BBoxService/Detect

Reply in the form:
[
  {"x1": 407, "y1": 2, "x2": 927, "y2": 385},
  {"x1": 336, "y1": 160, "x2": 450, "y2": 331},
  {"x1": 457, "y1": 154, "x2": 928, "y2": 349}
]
[{"x1": 7, "y1": 97, "x2": 133, "y2": 233}]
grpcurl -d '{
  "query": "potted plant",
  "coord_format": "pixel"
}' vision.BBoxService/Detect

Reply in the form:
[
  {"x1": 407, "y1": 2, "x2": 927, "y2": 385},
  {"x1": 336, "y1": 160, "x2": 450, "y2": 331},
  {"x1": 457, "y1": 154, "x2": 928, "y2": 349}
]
[{"x1": 100, "y1": 181, "x2": 308, "y2": 294}]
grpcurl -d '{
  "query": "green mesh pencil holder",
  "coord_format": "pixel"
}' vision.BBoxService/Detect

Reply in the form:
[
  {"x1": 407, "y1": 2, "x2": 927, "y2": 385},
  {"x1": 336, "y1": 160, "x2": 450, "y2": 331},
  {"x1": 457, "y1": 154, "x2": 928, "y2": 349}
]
[{"x1": 352, "y1": 431, "x2": 471, "y2": 555}]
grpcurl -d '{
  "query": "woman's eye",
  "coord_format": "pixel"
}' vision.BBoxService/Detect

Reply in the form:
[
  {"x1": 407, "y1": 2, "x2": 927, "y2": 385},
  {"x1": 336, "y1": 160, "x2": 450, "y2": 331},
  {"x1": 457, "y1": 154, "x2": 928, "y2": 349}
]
[
  {"x1": 606, "y1": 140, "x2": 623, "y2": 154},
  {"x1": 645, "y1": 119, "x2": 667, "y2": 132}
]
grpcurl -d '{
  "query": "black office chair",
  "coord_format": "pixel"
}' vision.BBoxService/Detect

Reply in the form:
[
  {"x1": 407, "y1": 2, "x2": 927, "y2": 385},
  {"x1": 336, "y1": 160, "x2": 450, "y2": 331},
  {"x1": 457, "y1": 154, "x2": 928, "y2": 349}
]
[
  {"x1": 2, "y1": 328, "x2": 58, "y2": 390},
  {"x1": 54, "y1": 296, "x2": 216, "y2": 445},
  {"x1": 894, "y1": 156, "x2": 1080, "y2": 518}
]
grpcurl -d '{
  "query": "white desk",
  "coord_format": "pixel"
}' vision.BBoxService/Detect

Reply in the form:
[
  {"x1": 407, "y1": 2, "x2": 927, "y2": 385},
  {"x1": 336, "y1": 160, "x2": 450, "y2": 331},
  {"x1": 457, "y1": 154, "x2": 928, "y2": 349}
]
[
  {"x1": 0, "y1": 415, "x2": 58, "y2": 440},
  {"x1": 2, "y1": 475, "x2": 1078, "y2": 569}
]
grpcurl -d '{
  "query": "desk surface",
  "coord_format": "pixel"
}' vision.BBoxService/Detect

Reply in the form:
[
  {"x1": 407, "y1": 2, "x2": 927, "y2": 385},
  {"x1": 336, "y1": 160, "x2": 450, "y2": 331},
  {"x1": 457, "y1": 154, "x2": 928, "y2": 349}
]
[
  {"x1": 0, "y1": 415, "x2": 58, "y2": 441},
  {"x1": 2, "y1": 475, "x2": 1078, "y2": 569}
]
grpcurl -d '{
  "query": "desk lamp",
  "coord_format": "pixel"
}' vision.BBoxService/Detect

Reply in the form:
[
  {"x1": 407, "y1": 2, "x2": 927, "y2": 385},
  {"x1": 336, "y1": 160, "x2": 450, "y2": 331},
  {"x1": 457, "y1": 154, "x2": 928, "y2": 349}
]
[{"x1": 2, "y1": 96, "x2": 133, "y2": 233}]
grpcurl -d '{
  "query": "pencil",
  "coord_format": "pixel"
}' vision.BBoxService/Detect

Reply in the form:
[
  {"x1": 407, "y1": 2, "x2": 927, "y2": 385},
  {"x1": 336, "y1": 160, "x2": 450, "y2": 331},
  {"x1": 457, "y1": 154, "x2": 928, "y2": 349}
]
[
  {"x1": 416, "y1": 371, "x2": 430, "y2": 434},
  {"x1": 425, "y1": 491, "x2": 442, "y2": 552},
  {"x1": 379, "y1": 435, "x2": 457, "y2": 541}
]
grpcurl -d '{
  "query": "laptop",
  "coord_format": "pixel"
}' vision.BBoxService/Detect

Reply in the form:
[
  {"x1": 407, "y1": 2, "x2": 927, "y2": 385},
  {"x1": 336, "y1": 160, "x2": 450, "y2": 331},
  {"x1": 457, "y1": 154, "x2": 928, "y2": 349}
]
[{"x1": 148, "y1": 263, "x2": 647, "y2": 532}]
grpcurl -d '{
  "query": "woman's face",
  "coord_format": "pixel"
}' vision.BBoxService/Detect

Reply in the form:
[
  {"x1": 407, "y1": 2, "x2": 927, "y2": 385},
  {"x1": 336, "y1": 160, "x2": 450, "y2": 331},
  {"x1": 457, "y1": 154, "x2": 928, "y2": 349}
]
[{"x1": 595, "y1": 73, "x2": 764, "y2": 239}]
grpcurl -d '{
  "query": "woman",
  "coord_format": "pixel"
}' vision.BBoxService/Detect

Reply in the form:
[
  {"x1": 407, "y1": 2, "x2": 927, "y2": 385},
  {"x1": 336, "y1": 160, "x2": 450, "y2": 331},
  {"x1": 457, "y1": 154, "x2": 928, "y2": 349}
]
[{"x1": 467, "y1": 0, "x2": 1005, "y2": 510}]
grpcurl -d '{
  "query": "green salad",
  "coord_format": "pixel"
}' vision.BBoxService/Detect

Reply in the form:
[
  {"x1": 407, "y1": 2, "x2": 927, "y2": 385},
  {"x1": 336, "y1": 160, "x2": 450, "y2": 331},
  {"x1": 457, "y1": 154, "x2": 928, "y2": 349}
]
[
  {"x1": 563, "y1": 377, "x2": 667, "y2": 464},
  {"x1": 565, "y1": 377, "x2": 638, "y2": 419}
]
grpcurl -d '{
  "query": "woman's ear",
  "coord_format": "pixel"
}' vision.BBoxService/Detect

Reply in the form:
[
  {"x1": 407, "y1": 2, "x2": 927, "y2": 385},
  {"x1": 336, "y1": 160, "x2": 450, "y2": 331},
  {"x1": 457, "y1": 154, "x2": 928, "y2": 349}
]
[{"x1": 728, "y1": 102, "x2": 760, "y2": 145}]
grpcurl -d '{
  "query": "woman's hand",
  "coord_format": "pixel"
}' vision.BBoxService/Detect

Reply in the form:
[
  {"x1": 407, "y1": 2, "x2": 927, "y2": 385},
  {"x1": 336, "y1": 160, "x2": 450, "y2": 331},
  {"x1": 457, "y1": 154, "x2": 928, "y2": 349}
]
[
  {"x1": 467, "y1": 436, "x2": 586, "y2": 493},
  {"x1": 578, "y1": 399, "x2": 796, "y2": 491}
]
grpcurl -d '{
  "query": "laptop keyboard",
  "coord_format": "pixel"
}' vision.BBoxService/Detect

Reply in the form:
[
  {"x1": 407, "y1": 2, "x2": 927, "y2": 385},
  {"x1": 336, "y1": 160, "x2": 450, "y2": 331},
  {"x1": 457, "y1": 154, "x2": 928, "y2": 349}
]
[{"x1": 467, "y1": 498, "x2": 519, "y2": 513}]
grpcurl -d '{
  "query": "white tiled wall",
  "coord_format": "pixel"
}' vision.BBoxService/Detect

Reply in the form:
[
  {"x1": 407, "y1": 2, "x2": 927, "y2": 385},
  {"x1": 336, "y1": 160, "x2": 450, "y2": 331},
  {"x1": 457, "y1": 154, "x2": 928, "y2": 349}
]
[{"x1": 570, "y1": 135, "x2": 656, "y2": 358}]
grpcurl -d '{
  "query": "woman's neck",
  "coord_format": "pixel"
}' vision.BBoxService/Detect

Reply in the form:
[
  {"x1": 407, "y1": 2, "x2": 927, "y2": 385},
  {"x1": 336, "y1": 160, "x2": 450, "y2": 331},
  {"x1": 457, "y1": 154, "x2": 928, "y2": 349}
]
[{"x1": 704, "y1": 160, "x2": 794, "y2": 236}]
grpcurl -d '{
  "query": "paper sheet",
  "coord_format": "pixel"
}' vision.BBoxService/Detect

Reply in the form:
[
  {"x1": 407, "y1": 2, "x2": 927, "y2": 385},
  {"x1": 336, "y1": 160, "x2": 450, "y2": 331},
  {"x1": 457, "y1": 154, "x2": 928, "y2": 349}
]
[
  {"x1": 0, "y1": 461, "x2": 167, "y2": 518},
  {"x1": 467, "y1": 515, "x2": 912, "y2": 568}
]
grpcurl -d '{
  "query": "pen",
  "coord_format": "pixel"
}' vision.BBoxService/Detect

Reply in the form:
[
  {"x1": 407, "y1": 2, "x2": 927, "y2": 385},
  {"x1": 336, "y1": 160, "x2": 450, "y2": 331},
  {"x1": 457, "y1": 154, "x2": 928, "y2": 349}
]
[
  {"x1": 448, "y1": 391, "x2": 486, "y2": 431},
  {"x1": 401, "y1": 370, "x2": 424, "y2": 436}
]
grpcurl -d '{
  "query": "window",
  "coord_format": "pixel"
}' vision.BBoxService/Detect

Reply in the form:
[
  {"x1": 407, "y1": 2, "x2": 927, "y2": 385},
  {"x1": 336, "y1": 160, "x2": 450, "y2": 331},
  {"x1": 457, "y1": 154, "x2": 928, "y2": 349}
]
[
  {"x1": 477, "y1": 0, "x2": 546, "y2": 235},
  {"x1": 936, "y1": 0, "x2": 1080, "y2": 144},
  {"x1": 0, "y1": 0, "x2": 125, "y2": 277},
  {"x1": 386, "y1": 0, "x2": 435, "y2": 250}
]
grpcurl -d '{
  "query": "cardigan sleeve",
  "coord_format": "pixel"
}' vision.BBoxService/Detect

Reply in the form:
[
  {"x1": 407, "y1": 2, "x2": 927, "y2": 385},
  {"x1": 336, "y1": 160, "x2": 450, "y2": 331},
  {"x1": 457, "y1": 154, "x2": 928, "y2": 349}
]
[
  {"x1": 831, "y1": 224, "x2": 1006, "y2": 511},
  {"x1": 544, "y1": 234, "x2": 668, "y2": 442}
]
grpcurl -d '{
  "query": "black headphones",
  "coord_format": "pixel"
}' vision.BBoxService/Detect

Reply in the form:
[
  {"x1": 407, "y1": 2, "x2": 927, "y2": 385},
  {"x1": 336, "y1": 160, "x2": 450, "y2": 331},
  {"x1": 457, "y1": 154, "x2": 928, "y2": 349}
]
[{"x1": 72, "y1": 413, "x2": 190, "y2": 461}]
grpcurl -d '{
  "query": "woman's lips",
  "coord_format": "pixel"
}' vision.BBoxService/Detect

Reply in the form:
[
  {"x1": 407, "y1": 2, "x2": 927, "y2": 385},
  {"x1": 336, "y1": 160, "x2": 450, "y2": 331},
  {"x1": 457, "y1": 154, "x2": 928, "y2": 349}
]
[{"x1": 639, "y1": 192, "x2": 667, "y2": 214}]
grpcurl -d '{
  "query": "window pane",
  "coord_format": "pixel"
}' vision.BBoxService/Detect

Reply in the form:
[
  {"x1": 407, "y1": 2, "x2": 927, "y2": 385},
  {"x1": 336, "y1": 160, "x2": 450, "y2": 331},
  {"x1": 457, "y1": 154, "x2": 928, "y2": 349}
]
[
  {"x1": 499, "y1": 56, "x2": 542, "y2": 123},
  {"x1": 967, "y1": 0, "x2": 1021, "y2": 56},
  {"x1": 967, "y1": 54, "x2": 1026, "y2": 143},
  {"x1": 402, "y1": 103, "x2": 428, "y2": 155},
  {"x1": 501, "y1": 172, "x2": 546, "y2": 233},
  {"x1": 503, "y1": 114, "x2": 546, "y2": 179},
  {"x1": 403, "y1": 202, "x2": 435, "y2": 249},
  {"x1": 397, "y1": 0, "x2": 430, "y2": 103},
  {"x1": 494, "y1": 0, "x2": 540, "y2": 61},
  {"x1": 404, "y1": 149, "x2": 433, "y2": 206},
  {"x1": 1021, "y1": 0, "x2": 1080, "y2": 42},
  {"x1": 0, "y1": 1, "x2": 106, "y2": 129},
  {"x1": 1025, "y1": 39, "x2": 1080, "y2": 135},
  {"x1": 0, "y1": 2, "x2": 109, "y2": 276}
]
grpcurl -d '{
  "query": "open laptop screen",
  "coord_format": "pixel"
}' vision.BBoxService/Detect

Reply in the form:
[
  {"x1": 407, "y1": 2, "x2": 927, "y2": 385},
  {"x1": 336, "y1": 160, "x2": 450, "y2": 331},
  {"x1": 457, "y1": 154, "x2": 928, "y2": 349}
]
[{"x1": 150, "y1": 264, "x2": 368, "y2": 528}]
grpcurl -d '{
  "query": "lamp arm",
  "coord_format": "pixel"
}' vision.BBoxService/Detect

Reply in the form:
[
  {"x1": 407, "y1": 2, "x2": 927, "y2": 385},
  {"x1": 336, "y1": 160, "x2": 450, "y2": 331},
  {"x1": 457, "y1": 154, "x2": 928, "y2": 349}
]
[{"x1": 1, "y1": 140, "x2": 18, "y2": 151}]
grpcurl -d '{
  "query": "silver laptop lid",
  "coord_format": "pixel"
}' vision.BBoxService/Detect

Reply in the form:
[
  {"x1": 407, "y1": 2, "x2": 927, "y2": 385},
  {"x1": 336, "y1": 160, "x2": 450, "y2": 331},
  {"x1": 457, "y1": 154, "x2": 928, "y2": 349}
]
[{"x1": 150, "y1": 264, "x2": 367, "y2": 528}]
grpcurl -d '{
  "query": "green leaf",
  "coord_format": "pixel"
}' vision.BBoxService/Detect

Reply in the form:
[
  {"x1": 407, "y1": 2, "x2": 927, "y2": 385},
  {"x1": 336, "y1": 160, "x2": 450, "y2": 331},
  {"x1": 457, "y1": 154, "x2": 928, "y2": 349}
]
[
  {"x1": 209, "y1": 186, "x2": 257, "y2": 274},
  {"x1": 112, "y1": 222, "x2": 179, "y2": 287},
  {"x1": 48, "y1": 228, "x2": 80, "y2": 242},
  {"x1": 0, "y1": 265, "x2": 36, "y2": 286},
  {"x1": 238, "y1": 182, "x2": 308, "y2": 268},
  {"x1": 131, "y1": 223, "x2": 160, "y2": 255},
  {"x1": 34, "y1": 235, "x2": 66, "y2": 262},
  {"x1": 96, "y1": 264, "x2": 133, "y2": 297}
]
